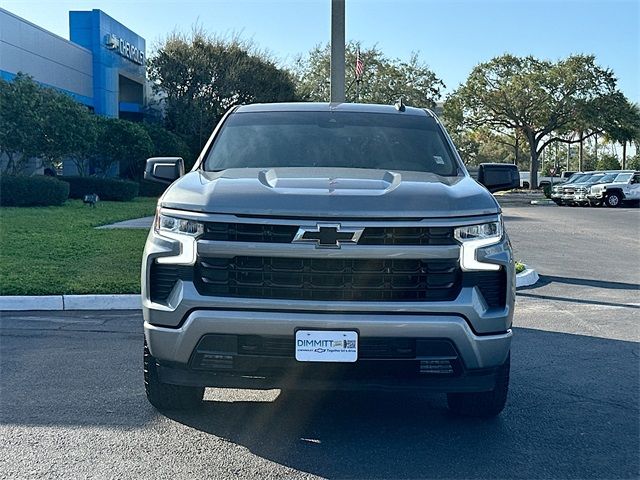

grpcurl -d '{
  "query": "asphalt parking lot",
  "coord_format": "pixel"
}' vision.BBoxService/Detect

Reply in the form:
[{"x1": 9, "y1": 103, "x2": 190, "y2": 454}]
[{"x1": 1, "y1": 205, "x2": 639, "y2": 479}]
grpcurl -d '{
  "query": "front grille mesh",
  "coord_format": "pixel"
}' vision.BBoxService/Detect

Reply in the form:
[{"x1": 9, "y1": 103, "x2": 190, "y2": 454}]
[
  {"x1": 150, "y1": 259, "x2": 506, "y2": 308},
  {"x1": 195, "y1": 256, "x2": 461, "y2": 302},
  {"x1": 202, "y1": 222, "x2": 455, "y2": 245}
]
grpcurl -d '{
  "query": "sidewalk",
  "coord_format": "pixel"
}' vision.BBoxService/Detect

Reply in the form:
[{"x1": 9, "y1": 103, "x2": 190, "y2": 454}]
[{"x1": 97, "y1": 216, "x2": 154, "y2": 229}]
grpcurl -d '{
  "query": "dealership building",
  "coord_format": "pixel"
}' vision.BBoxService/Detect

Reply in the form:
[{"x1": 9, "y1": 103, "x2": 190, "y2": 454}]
[{"x1": 0, "y1": 7, "x2": 147, "y2": 120}]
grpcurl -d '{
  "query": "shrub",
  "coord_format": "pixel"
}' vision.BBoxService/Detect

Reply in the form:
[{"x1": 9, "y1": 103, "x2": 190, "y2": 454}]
[
  {"x1": 0, "y1": 175, "x2": 69, "y2": 206},
  {"x1": 61, "y1": 176, "x2": 139, "y2": 201},
  {"x1": 515, "y1": 262, "x2": 526, "y2": 274},
  {"x1": 543, "y1": 184, "x2": 552, "y2": 198}
]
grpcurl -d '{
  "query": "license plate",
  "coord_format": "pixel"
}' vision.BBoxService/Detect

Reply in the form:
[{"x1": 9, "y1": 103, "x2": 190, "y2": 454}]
[{"x1": 295, "y1": 330, "x2": 358, "y2": 362}]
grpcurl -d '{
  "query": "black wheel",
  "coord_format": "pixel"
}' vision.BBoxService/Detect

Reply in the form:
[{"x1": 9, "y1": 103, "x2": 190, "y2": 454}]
[
  {"x1": 144, "y1": 340, "x2": 204, "y2": 410},
  {"x1": 605, "y1": 192, "x2": 622, "y2": 208},
  {"x1": 447, "y1": 354, "x2": 510, "y2": 418}
]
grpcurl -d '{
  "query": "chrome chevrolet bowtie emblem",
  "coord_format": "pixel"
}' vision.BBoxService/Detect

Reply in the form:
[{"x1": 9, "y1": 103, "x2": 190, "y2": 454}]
[{"x1": 293, "y1": 224, "x2": 364, "y2": 249}]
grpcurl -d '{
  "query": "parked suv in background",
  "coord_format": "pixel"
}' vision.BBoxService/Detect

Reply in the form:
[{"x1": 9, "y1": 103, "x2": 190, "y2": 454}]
[
  {"x1": 587, "y1": 171, "x2": 640, "y2": 207},
  {"x1": 141, "y1": 102, "x2": 518, "y2": 417},
  {"x1": 570, "y1": 172, "x2": 620, "y2": 206},
  {"x1": 551, "y1": 172, "x2": 586, "y2": 205}
]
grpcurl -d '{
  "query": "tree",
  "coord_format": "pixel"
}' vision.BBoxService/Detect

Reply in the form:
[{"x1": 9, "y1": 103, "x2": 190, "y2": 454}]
[
  {"x1": 447, "y1": 128, "x2": 530, "y2": 168},
  {"x1": 604, "y1": 100, "x2": 640, "y2": 168},
  {"x1": 0, "y1": 74, "x2": 43, "y2": 174},
  {"x1": 446, "y1": 54, "x2": 622, "y2": 188},
  {"x1": 143, "y1": 123, "x2": 193, "y2": 169},
  {"x1": 627, "y1": 154, "x2": 640, "y2": 170},
  {"x1": 0, "y1": 74, "x2": 97, "y2": 175},
  {"x1": 596, "y1": 153, "x2": 621, "y2": 171},
  {"x1": 39, "y1": 86, "x2": 97, "y2": 175},
  {"x1": 148, "y1": 29, "x2": 296, "y2": 156},
  {"x1": 293, "y1": 42, "x2": 444, "y2": 107},
  {"x1": 91, "y1": 118, "x2": 153, "y2": 179}
]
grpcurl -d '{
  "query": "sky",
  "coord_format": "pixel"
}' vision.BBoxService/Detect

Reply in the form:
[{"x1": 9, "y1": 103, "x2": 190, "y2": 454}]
[{"x1": 2, "y1": 0, "x2": 639, "y2": 101}]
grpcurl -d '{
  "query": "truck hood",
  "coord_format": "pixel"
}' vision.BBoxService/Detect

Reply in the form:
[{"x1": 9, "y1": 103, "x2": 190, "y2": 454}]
[{"x1": 160, "y1": 168, "x2": 500, "y2": 218}]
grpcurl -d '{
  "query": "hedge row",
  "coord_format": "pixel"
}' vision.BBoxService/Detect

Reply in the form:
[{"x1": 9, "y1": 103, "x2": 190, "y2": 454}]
[
  {"x1": 0, "y1": 175, "x2": 167, "y2": 207},
  {"x1": 61, "y1": 176, "x2": 139, "y2": 201},
  {"x1": 0, "y1": 176, "x2": 70, "y2": 206}
]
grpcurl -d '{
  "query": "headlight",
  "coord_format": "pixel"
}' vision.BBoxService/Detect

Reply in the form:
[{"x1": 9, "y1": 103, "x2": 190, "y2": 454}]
[
  {"x1": 154, "y1": 211, "x2": 204, "y2": 265},
  {"x1": 155, "y1": 213, "x2": 204, "y2": 237},
  {"x1": 454, "y1": 218, "x2": 503, "y2": 271}
]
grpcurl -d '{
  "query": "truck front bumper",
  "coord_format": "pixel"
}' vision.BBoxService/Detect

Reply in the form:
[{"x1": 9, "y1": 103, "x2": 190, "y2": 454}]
[{"x1": 144, "y1": 310, "x2": 512, "y2": 393}]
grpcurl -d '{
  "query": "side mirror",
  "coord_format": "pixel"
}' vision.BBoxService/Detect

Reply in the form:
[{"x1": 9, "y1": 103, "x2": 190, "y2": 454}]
[
  {"x1": 144, "y1": 157, "x2": 184, "y2": 184},
  {"x1": 477, "y1": 163, "x2": 520, "y2": 193}
]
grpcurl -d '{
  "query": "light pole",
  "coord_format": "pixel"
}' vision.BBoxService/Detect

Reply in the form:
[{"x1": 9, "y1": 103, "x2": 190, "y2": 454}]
[{"x1": 330, "y1": 0, "x2": 345, "y2": 103}]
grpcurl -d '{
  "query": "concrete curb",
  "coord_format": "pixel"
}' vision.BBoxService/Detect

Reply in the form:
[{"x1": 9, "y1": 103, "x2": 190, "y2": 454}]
[
  {"x1": 516, "y1": 267, "x2": 539, "y2": 288},
  {"x1": 0, "y1": 294, "x2": 141, "y2": 311},
  {"x1": 530, "y1": 199, "x2": 557, "y2": 206}
]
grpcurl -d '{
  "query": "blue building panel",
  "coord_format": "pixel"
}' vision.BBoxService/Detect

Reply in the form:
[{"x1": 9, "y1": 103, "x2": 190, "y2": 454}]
[
  {"x1": 0, "y1": 69, "x2": 94, "y2": 108},
  {"x1": 70, "y1": 9, "x2": 146, "y2": 118},
  {"x1": 119, "y1": 102, "x2": 143, "y2": 113},
  {"x1": 1, "y1": 7, "x2": 146, "y2": 119}
]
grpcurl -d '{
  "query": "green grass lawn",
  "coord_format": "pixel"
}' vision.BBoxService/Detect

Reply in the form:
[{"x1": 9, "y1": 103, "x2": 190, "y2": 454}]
[{"x1": 0, "y1": 198, "x2": 157, "y2": 295}]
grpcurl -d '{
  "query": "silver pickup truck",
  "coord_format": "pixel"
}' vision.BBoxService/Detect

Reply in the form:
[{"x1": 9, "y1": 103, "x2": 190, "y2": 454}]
[{"x1": 141, "y1": 102, "x2": 518, "y2": 417}]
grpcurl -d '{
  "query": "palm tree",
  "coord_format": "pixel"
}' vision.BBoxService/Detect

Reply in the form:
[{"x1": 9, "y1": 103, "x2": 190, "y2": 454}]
[{"x1": 606, "y1": 101, "x2": 640, "y2": 169}]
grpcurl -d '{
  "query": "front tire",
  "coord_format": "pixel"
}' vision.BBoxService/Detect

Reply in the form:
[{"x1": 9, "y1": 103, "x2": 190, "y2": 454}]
[
  {"x1": 447, "y1": 354, "x2": 510, "y2": 418},
  {"x1": 605, "y1": 192, "x2": 622, "y2": 208},
  {"x1": 144, "y1": 340, "x2": 204, "y2": 410}
]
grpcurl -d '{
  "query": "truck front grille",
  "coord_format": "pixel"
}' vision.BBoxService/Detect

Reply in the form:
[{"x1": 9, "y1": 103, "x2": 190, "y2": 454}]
[
  {"x1": 202, "y1": 222, "x2": 455, "y2": 245},
  {"x1": 195, "y1": 256, "x2": 461, "y2": 301}
]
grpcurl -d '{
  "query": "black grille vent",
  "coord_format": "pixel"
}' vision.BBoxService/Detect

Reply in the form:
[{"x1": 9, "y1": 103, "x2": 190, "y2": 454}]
[
  {"x1": 193, "y1": 334, "x2": 459, "y2": 362},
  {"x1": 195, "y1": 256, "x2": 461, "y2": 302},
  {"x1": 202, "y1": 222, "x2": 455, "y2": 246},
  {"x1": 359, "y1": 227, "x2": 454, "y2": 245},
  {"x1": 237, "y1": 336, "x2": 418, "y2": 358},
  {"x1": 203, "y1": 223, "x2": 298, "y2": 243},
  {"x1": 463, "y1": 270, "x2": 506, "y2": 309},
  {"x1": 149, "y1": 263, "x2": 190, "y2": 303}
]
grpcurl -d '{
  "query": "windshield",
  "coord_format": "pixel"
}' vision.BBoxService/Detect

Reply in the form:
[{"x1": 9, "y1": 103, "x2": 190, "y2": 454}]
[
  {"x1": 576, "y1": 174, "x2": 601, "y2": 184},
  {"x1": 566, "y1": 173, "x2": 585, "y2": 183},
  {"x1": 613, "y1": 173, "x2": 632, "y2": 183},
  {"x1": 204, "y1": 111, "x2": 460, "y2": 176},
  {"x1": 594, "y1": 173, "x2": 617, "y2": 184}
]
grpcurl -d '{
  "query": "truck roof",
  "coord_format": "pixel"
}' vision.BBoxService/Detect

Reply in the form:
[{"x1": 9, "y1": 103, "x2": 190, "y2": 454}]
[{"x1": 235, "y1": 102, "x2": 431, "y2": 117}]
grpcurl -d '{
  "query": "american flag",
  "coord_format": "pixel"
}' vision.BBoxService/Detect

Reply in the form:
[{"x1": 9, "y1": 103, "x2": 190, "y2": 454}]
[{"x1": 355, "y1": 48, "x2": 364, "y2": 80}]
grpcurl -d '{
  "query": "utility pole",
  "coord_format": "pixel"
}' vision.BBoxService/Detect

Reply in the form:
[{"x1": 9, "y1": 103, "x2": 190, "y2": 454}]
[{"x1": 330, "y1": 0, "x2": 345, "y2": 103}]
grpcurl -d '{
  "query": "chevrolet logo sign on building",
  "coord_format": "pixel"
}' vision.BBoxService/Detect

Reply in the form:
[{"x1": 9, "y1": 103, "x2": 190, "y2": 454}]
[{"x1": 104, "y1": 33, "x2": 144, "y2": 65}]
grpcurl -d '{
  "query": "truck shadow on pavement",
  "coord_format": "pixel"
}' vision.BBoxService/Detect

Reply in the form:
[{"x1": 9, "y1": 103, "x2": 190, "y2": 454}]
[
  {"x1": 523, "y1": 274, "x2": 640, "y2": 292},
  {"x1": 1, "y1": 323, "x2": 638, "y2": 478},
  {"x1": 517, "y1": 274, "x2": 640, "y2": 310},
  {"x1": 161, "y1": 327, "x2": 639, "y2": 479}
]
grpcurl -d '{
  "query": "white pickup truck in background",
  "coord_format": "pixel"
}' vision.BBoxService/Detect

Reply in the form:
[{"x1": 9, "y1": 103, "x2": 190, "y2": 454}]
[{"x1": 519, "y1": 171, "x2": 576, "y2": 189}]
